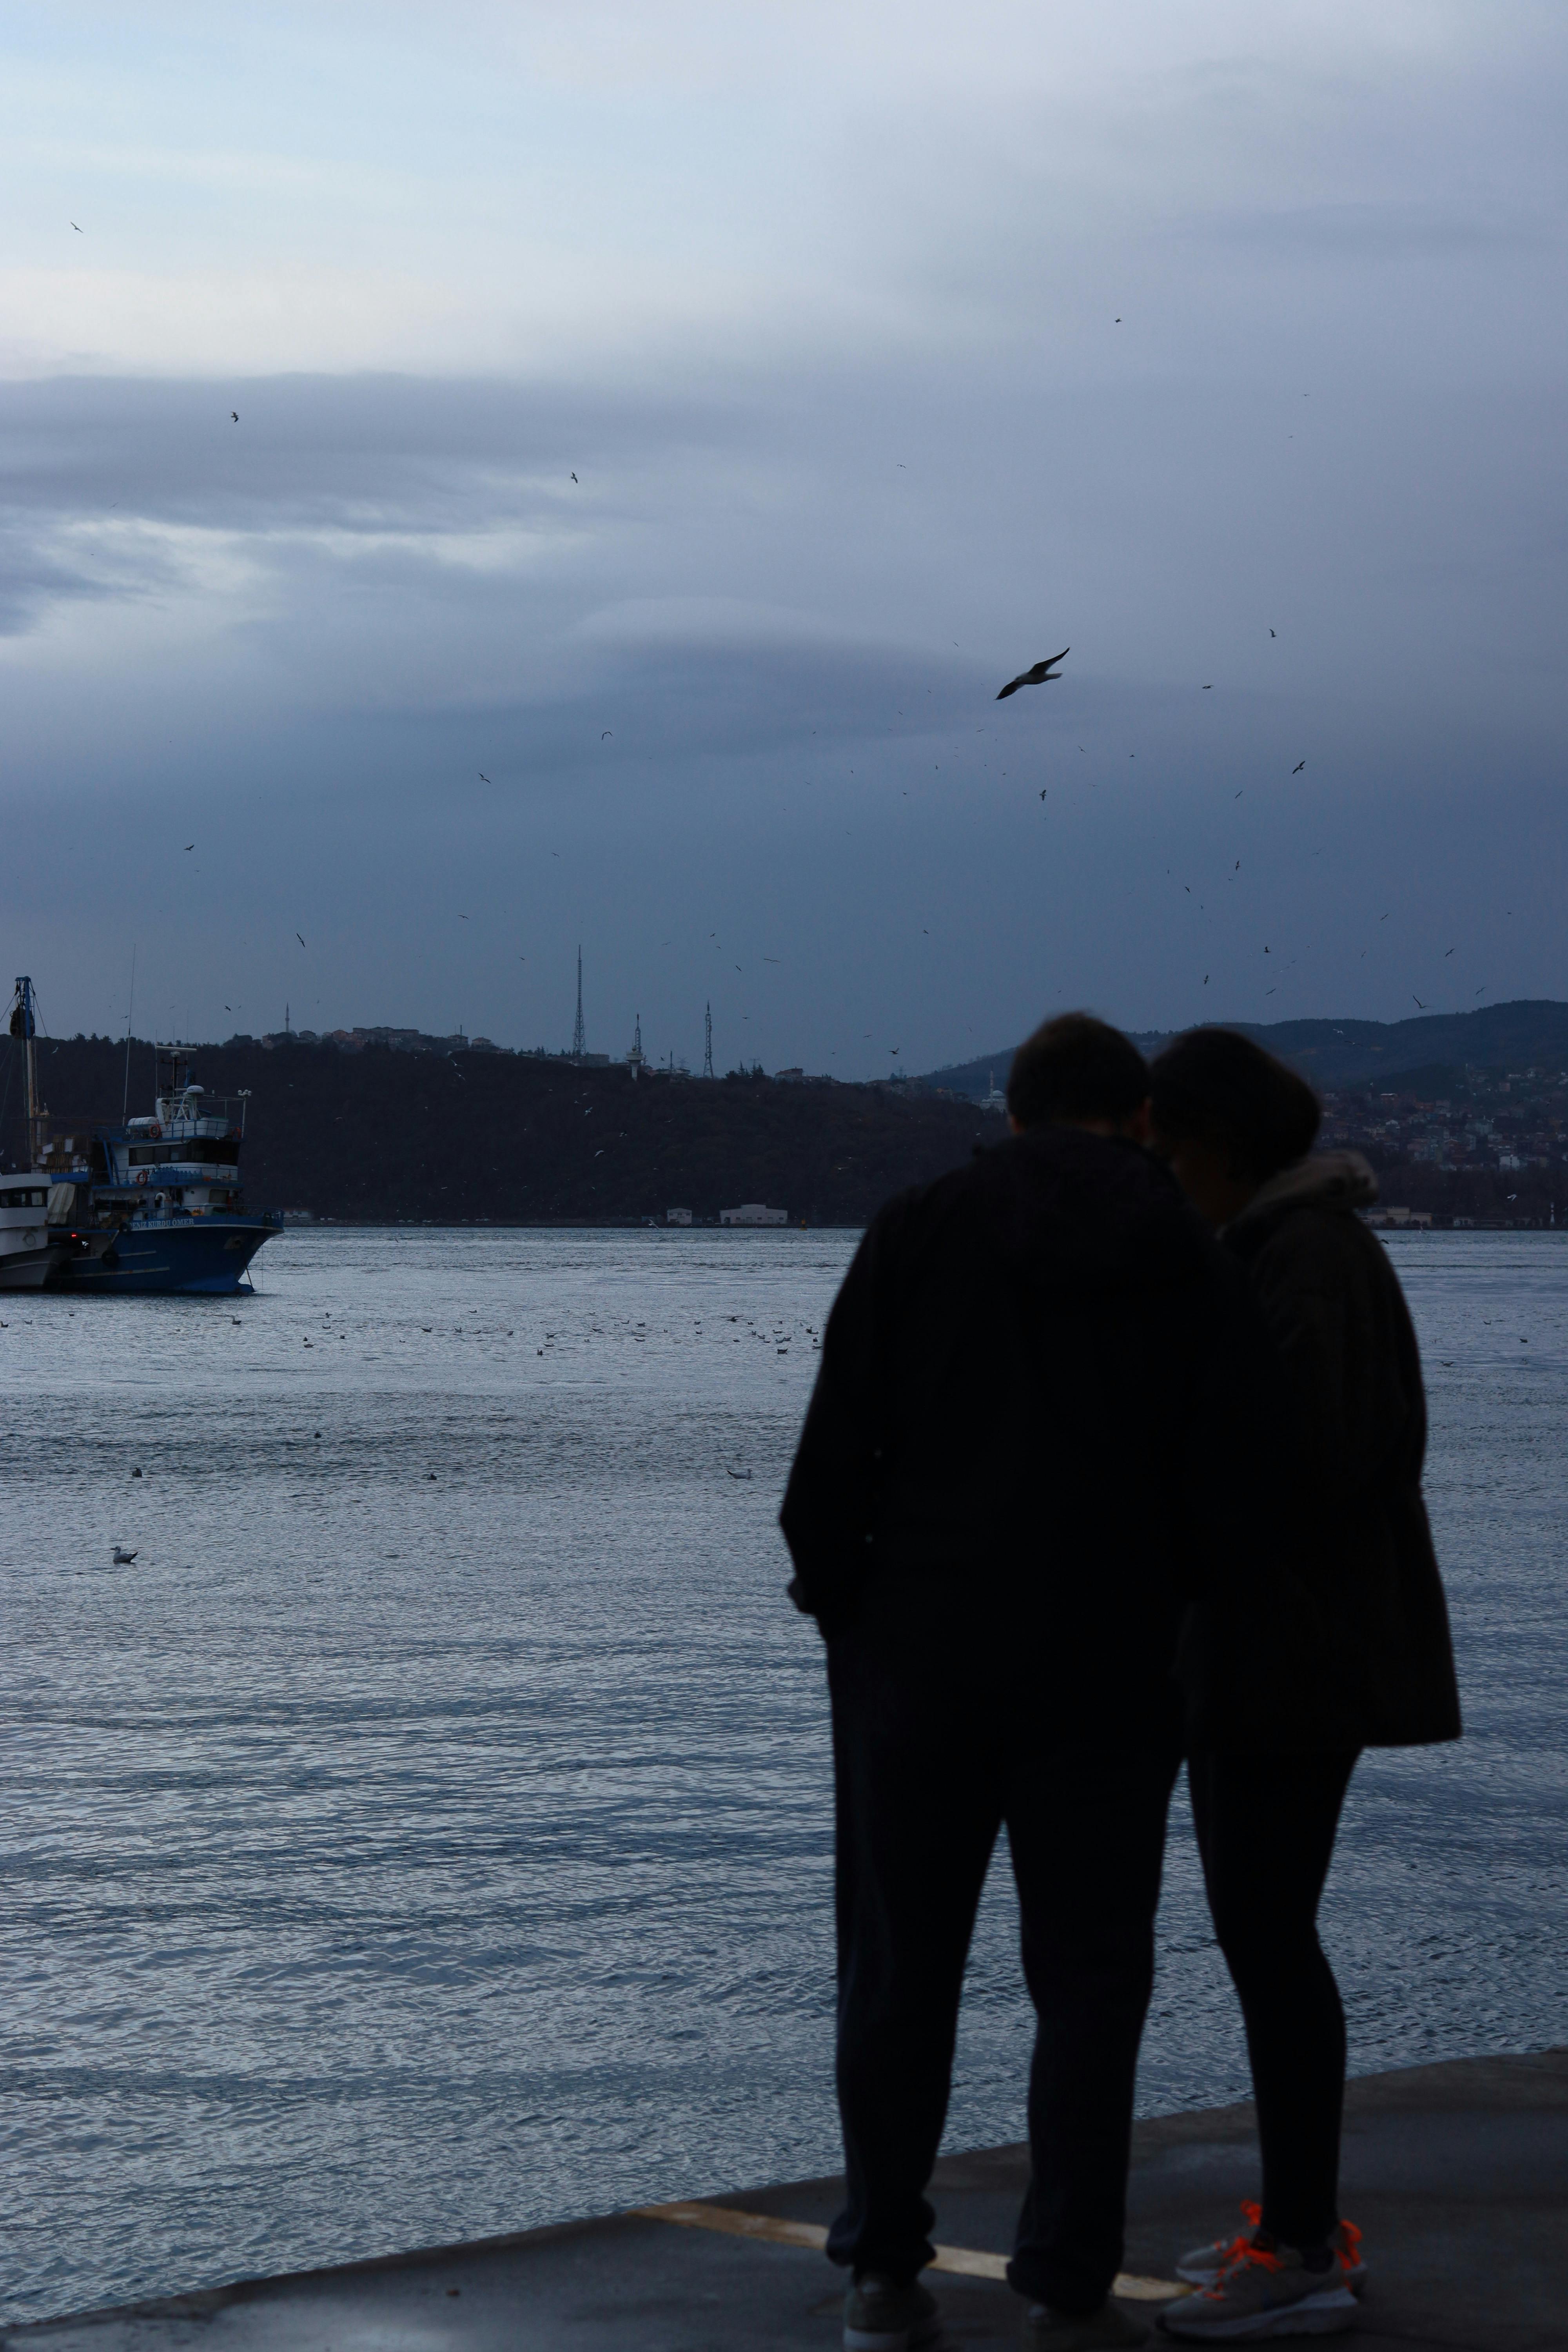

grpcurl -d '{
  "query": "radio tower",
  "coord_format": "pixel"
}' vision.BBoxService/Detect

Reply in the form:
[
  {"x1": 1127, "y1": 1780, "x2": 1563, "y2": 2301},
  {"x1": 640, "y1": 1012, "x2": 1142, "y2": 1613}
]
[
  {"x1": 703, "y1": 1000, "x2": 714, "y2": 1079},
  {"x1": 571, "y1": 946, "x2": 586, "y2": 1060}
]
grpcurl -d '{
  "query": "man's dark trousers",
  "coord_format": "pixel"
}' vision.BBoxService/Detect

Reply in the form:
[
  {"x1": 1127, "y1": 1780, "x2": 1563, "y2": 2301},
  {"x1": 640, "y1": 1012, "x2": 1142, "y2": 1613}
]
[{"x1": 824, "y1": 1576, "x2": 1181, "y2": 2315}]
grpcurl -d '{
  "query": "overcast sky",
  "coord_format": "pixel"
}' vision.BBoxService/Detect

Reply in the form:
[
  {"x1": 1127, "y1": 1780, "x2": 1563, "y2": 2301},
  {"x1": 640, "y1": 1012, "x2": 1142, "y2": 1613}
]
[{"x1": 4, "y1": 2, "x2": 1566, "y2": 1076}]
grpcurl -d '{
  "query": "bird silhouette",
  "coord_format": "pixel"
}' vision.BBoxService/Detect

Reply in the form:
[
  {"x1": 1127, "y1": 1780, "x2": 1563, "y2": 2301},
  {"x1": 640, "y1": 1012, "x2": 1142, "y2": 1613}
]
[
  {"x1": 230, "y1": 412, "x2": 239, "y2": 423},
  {"x1": 478, "y1": 771, "x2": 491, "y2": 783},
  {"x1": 184, "y1": 843, "x2": 194, "y2": 851},
  {"x1": 1270, "y1": 628, "x2": 1276, "y2": 637},
  {"x1": 296, "y1": 933, "x2": 306, "y2": 947},
  {"x1": 1413, "y1": 995, "x2": 1427, "y2": 1008},
  {"x1": 71, "y1": 221, "x2": 83, "y2": 232},
  {"x1": 112, "y1": 1547, "x2": 137, "y2": 1564},
  {"x1": 601, "y1": 731, "x2": 612, "y2": 739},
  {"x1": 1039, "y1": 788, "x2": 1048, "y2": 800},
  {"x1": 570, "y1": 472, "x2": 578, "y2": 483},
  {"x1": 1292, "y1": 761, "x2": 1306, "y2": 774},
  {"x1": 996, "y1": 649, "x2": 1069, "y2": 700}
]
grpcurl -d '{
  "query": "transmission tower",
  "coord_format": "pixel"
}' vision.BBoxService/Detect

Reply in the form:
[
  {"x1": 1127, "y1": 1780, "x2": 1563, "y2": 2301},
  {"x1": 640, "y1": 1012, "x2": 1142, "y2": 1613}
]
[
  {"x1": 703, "y1": 1000, "x2": 714, "y2": 1079},
  {"x1": 571, "y1": 946, "x2": 586, "y2": 1060}
]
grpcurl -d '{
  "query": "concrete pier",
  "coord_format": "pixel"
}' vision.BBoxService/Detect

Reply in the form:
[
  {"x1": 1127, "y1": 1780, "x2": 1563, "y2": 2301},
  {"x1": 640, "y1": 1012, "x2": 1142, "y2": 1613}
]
[{"x1": 4, "y1": 2050, "x2": 1563, "y2": 2351}]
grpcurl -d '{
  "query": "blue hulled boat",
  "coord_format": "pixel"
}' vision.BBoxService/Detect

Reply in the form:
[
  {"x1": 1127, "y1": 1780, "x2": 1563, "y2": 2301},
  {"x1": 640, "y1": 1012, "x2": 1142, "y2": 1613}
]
[{"x1": 64, "y1": 1044, "x2": 279, "y2": 1294}]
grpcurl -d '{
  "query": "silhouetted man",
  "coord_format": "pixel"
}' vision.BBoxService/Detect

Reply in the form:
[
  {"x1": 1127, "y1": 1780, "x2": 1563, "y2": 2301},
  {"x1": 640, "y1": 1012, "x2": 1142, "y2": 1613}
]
[{"x1": 781, "y1": 1014, "x2": 1269, "y2": 2352}]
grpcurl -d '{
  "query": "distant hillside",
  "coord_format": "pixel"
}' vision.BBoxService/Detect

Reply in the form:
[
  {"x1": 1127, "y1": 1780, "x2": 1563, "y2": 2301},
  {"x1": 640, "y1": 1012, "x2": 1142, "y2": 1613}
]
[
  {"x1": 0, "y1": 1036, "x2": 998, "y2": 1225},
  {"x1": 921, "y1": 1000, "x2": 1568, "y2": 1098}
]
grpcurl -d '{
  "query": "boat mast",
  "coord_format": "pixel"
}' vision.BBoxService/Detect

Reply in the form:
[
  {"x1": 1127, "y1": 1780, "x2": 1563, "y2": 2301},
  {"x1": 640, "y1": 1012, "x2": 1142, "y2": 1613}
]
[{"x1": 10, "y1": 975, "x2": 42, "y2": 1170}]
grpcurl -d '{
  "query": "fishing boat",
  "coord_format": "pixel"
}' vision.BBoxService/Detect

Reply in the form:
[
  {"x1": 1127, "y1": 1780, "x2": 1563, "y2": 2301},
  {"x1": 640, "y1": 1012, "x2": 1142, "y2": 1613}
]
[{"x1": 7, "y1": 977, "x2": 280, "y2": 1295}]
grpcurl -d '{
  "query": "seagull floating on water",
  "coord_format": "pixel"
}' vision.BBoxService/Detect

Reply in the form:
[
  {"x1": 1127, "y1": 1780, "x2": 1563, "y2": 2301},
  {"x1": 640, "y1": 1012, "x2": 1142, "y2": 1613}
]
[{"x1": 113, "y1": 1546, "x2": 138, "y2": 1565}]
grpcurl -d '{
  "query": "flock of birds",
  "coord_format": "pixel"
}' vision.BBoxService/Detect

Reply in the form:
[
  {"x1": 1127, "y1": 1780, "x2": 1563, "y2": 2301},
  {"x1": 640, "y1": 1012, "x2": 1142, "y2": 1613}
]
[{"x1": 79, "y1": 276, "x2": 1475, "y2": 1040}]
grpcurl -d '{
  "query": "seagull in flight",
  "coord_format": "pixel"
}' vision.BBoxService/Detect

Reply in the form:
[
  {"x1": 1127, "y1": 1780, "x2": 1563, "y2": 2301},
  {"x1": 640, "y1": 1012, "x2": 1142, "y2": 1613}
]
[
  {"x1": 71, "y1": 221, "x2": 83, "y2": 232},
  {"x1": 601, "y1": 731, "x2": 612, "y2": 739},
  {"x1": 996, "y1": 649, "x2": 1069, "y2": 700},
  {"x1": 478, "y1": 771, "x2": 491, "y2": 783},
  {"x1": 570, "y1": 472, "x2": 578, "y2": 483},
  {"x1": 230, "y1": 412, "x2": 239, "y2": 423},
  {"x1": 1292, "y1": 760, "x2": 1306, "y2": 774},
  {"x1": 1413, "y1": 995, "x2": 1427, "y2": 1008},
  {"x1": 296, "y1": 933, "x2": 306, "y2": 947},
  {"x1": 184, "y1": 843, "x2": 195, "y2": 851}
]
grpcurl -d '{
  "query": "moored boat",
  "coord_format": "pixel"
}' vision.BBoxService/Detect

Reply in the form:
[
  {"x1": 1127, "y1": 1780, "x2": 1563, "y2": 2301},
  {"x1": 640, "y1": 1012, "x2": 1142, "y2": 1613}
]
[{"x1": 7, "y1": 978, "x2": 281, "y2": 1295}]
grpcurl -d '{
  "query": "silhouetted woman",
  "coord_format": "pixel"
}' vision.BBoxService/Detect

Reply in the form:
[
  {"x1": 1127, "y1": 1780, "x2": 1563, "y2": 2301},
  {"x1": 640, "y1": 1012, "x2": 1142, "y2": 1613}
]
[{"x1": 1147, "y1": 1028, "x2": 1461, "y2": 2345}]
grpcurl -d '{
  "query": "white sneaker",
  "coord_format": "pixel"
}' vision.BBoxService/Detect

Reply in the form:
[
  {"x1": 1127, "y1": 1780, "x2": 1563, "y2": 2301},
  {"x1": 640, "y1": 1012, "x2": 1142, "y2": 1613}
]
[
  {"x1": 1160, "y1": 2241, "x2": 1357, "y2": 2340},
  {"x1": 1176, "y1": 2208, "x2": 1365, "y2": 2295}
]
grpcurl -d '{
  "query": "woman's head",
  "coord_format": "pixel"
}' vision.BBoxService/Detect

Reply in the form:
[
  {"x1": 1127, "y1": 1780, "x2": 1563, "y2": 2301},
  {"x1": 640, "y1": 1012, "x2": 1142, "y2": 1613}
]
[{"x1": 1148, "y1": 1028, "x2": 1321, "y2": 1226}]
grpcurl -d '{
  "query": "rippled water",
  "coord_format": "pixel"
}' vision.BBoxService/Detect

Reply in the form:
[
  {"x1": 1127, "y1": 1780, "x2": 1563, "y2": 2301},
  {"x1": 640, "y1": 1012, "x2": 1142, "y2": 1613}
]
[{"x1": 3, "y1": 1227, "x2": 1566, "y2": 2324}]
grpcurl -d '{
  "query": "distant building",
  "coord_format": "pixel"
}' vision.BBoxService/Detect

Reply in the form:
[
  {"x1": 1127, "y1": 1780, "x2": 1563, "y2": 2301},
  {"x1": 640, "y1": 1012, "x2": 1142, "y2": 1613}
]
[
  {"x1": 666, "y1": 1206, "x2": 693, "y2": 1226},
  {"x1": 978, "y1": 1067, "x2": 1007, "y2": 1115},
  {"x1": 720, "y1": 1203, "x2": 789, "y2": 1225},
  {"x1": 775, "y1": 1067, "x2": 806, "y2": 1083}
]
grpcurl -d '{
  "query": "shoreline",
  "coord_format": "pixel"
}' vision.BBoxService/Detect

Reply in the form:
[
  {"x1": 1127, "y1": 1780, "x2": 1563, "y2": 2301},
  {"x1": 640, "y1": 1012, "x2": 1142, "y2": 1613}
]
[{"x1": 7, "y1": 2048, "x2": 1563, "y2": 2349}]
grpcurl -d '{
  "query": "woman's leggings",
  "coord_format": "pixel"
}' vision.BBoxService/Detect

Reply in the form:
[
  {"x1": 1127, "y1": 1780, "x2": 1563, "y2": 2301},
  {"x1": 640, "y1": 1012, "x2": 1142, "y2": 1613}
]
[{"x1": 1187, "y1": 1749, "x2": 1360, "y2": 2250}]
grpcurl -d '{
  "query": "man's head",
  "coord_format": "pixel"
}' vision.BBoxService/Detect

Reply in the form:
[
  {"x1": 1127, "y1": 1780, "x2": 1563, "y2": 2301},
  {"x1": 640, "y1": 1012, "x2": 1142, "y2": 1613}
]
[{"x1": 1006, "y1": 1013, "x2": 1151, "y2": 1140}]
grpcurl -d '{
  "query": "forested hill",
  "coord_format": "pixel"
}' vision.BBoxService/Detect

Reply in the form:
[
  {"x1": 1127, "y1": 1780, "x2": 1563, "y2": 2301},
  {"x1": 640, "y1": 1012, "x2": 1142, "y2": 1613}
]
[
  {"x1": 0, "y1": 1036, "x2": 997, "y2": 1225},
  {"x1": 923, "y1": 998, "x2": 1568, "y2": 1098}
]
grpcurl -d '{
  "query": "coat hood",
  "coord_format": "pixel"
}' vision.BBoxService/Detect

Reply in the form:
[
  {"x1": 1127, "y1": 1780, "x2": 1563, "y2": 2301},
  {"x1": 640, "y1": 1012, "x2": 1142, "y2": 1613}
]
[{"x1": 1227, "y1": 1149, "x2": 1379, "y2": 1234}]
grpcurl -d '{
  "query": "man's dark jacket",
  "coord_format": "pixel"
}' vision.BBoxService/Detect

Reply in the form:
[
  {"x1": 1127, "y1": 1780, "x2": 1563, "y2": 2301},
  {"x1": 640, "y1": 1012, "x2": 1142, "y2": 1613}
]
[
  {"x1": 1176, "y1": 1151, "x2": 1462, "y2": 1752},
  {"x1": 780, "y1": 1127, "x2": 1274, "y2": 1726}
]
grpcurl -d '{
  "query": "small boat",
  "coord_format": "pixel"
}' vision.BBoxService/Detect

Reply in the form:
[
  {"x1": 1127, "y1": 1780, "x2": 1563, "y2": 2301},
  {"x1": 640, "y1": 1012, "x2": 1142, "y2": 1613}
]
[{"x1": 0, "y1": 1174, "x2": 73, "y2": 1290}]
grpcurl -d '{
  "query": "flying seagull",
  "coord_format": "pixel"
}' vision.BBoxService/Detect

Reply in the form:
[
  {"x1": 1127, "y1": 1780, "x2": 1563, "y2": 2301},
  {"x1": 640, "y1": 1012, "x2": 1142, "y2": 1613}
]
[
  {"x1": 1413, "y1": 995, "x2": 1427, "y2": 1008},
  {"x1": 996, "y1": 649, "x2": 1069, "y2": 700},
  {"x1": 1292, "y1": 760, "x2": 1306, "y2": 774},
  {"x1": 296, "y1": 933, "x2": 306, "y2": 947},
  {"x1": 1039, "y1": 788, "x2": 1048, "y2": 800},
  {"x1": 184, "y1": 842, "x2": 195, "y2": 851},
  {"x1": 601, "y1": 731, "x2": 612, "y2": 739},
  {"x1": 570, "y1": 472, "x2": 578, "y2": 483},
  {"x1": 478, "y1": 771, "x2": 491, "y2": 783},
  {"x1": 71, "y1": 221, "x2": 83, "y2": 231},
  {"x1": 230, "y1": 412, "x2": 239, "y2": 423}
]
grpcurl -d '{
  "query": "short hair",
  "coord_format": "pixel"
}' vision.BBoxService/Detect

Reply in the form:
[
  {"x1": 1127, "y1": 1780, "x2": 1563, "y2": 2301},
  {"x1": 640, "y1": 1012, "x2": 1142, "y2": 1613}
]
[
  {"x1": 1148, "y1": 1028, "x2": 1321, "y2": 1182},
  {"x1": 1006, "y1": 1013, "x2": 1149, "y2": 1129}
]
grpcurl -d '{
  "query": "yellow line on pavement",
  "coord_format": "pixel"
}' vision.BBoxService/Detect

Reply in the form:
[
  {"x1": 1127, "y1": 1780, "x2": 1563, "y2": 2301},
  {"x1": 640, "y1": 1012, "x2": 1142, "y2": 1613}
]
[{"x1": 634, "y1": 2199, "x2": 1187, "y2": 2302}]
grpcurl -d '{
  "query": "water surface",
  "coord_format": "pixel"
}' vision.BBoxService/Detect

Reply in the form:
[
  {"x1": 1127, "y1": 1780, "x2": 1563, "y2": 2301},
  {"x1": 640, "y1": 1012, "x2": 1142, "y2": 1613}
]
[{"x1": 3, "y1": 1228, "x2": 1565, "y2": 2322}]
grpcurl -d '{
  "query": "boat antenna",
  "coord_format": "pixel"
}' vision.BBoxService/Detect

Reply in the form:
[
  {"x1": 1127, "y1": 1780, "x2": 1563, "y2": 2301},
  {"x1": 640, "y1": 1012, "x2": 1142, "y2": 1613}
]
[{"x1": 122, "y1": 945, "x2": 137, "y2": 1124}]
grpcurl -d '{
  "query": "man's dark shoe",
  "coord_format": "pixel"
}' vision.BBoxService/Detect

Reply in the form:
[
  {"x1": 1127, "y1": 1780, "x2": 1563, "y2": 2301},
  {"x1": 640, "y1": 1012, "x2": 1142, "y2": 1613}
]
[
  {"x1": 844, "y1": 2271, "x2": 943, "y2": 2351},
  {"x1": 1024, "y1": 2299, "x2": 1151, "y2": 2348}
]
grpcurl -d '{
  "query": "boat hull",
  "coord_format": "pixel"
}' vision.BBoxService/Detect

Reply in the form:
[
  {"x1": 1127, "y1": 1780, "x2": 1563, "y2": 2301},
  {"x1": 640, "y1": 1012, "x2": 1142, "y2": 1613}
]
[
  {"x1": 0, "y1": 1244, "x2": 70, "y2": 1292},
  {"x1": 59, "y1": 1219, "x2": 279, "y2": 1296}
]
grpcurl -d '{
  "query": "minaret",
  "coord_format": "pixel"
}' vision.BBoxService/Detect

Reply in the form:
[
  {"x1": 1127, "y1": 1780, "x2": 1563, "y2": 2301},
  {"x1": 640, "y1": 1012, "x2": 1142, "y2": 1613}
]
[
  {"x1": 572, "y1": 947, "x2": 586, "y2": 1060},
  {"x1": 703, "y1": 1001, "x2": 714, "y2": 1079},
  {"x1": 628, "y1": 1012, "x2": 645, "y2": 1082}
]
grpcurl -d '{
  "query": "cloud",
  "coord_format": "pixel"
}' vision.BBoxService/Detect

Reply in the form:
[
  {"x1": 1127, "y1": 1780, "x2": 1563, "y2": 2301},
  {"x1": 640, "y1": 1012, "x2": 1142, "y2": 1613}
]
[{"x1": 0, "y1": 3, "x2": 1565, "y2": 1070}]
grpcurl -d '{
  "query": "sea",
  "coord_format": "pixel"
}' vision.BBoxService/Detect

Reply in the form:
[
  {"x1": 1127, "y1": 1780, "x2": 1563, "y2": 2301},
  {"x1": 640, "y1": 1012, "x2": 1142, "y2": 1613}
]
[{"x1": 4, "y1": 1227, "x2": 1566, "y2": 2325}]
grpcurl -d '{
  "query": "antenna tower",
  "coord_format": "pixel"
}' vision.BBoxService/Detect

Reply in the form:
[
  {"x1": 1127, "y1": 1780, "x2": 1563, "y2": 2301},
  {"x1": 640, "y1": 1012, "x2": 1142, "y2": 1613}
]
[
  {"x1": 571, "y1": 946, "x2": 587, "y2": 1060},
  {"x1": 703, "y1": 1000, "x2": 714, "y2": 1079}
]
